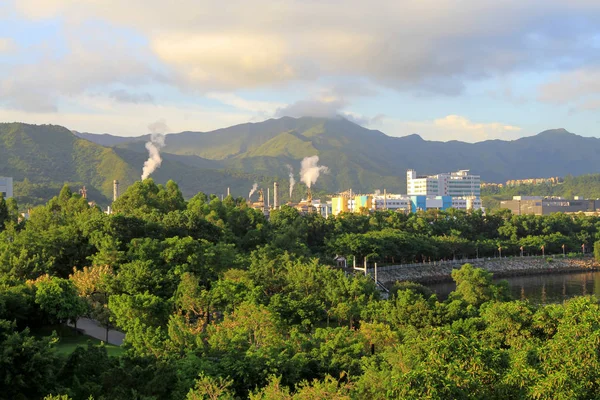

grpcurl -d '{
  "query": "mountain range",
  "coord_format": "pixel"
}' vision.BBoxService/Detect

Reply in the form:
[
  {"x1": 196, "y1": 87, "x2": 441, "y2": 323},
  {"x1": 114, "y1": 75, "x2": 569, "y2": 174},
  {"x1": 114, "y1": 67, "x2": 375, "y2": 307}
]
[{"x1": 2, "y1": 117, "x2": 600, "y2": 207}]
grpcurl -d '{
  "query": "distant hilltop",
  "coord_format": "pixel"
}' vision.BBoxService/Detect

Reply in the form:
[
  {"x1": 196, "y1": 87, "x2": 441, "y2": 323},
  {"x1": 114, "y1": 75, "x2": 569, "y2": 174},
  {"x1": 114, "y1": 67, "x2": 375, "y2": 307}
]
[{"x1": 482, "y1": 177, "x2": 563, "y2": 189}]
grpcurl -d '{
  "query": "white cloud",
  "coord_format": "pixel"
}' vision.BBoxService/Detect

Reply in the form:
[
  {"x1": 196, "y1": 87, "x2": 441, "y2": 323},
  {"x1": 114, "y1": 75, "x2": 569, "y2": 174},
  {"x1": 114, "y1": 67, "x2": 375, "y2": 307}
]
[
  {"x1": 0, "y1": 94, "x2": 253, "y2": 136},
  {"x1": 275, "y1": 98, "x2": 347, "y2": 119},
  {"x1": 12, "y1": 0, "x2": 600, "y2": 93},
  {"x1": 386, "y1": 115, "x2": 522, "y2": 142},
  {"x1": 109, "y1": 89, "x2": 154, "y2": 104},
  {"x1": 152, "y1": 33, "x2": 296, "y2": 89},
  {"x1": 0, "y1": 20, "x2": 166, "y2": 112},
  {"x1": 206, "y1": 92, "x2": 285, "y2": 114},
  {"x1": 0, "y1": 38, "x2": 15, "y2": 53},
  {"x1": 538, "y1": 68, "x2": 600, "y2": 110}
]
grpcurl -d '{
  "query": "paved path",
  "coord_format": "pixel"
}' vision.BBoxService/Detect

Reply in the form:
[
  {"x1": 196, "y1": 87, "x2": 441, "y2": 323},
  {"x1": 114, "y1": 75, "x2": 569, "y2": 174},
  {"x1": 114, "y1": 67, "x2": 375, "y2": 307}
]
[{"x1": 69, "y1": 318, "x2": 125, "y2": 346}]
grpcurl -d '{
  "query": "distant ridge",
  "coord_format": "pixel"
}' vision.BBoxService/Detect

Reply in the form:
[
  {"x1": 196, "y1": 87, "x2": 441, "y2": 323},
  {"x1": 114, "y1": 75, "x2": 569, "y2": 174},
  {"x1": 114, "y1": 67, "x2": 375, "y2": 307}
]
[
  {"x1": 72, "y1": 131, "x2": 145, "y2": 147},
  {"x1": 3, "y1": 118, "x2": 600, "y2": 206}
]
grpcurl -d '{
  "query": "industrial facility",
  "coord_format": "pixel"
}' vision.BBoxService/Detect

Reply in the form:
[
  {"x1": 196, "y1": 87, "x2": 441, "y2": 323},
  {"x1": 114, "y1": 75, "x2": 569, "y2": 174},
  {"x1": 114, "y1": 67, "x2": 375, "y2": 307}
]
[
  {"x1": 407, "y1": 169, "x2": 481, "y2": 197},
  {"x1": 246, "y1": 182, "x2": 332, "y2": 217},
  {"x1": 330, "y1": 169, "x2": 483, "y2": 216},
  {"x1": 331, "y1": 193, "x2": 482, "y2": 215},
  {"x1": 243, "y1": 168, "x2": 483, "y2": 218},
  {"x1": 0, "y1": 177, "x2": 13, "y2": 199},
  {"x1": 501, "y1": 196, "x2": 600, "y2": 215}
]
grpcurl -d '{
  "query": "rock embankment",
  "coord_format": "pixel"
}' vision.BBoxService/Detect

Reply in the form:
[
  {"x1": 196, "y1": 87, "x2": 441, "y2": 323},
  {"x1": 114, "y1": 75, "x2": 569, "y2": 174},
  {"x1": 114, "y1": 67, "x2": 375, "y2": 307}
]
[{"x1": 373, "y1": 257, "x2": 598, "y2": 284}]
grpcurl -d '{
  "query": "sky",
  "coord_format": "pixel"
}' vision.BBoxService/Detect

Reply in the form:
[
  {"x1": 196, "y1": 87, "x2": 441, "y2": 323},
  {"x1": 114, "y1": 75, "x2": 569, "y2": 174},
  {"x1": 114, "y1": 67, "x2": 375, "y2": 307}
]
[{"x1": 2, "y1": 0, "x2": 600, "y2": 141}]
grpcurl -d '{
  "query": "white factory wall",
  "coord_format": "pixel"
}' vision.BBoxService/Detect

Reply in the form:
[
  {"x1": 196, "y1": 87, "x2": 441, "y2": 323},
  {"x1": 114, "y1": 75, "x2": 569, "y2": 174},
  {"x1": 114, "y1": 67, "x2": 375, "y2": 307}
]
[{"x1": 0, "y1": 177, "x2": 13, "y2": 198}]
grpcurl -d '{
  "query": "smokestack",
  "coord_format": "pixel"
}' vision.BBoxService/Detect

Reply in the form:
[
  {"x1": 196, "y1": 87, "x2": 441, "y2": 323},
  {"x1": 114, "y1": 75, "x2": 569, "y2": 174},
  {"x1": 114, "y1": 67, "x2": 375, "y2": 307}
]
[
  {"x1": 227, "y1": 187, "x2": 230, "y2": 197},
  {"x1": 349, "y1": 188, "x2": 353, "y2": 212},
  {"x1": 267, "y1": 187, "x2": 270, "y2": 209},
  {"x1": 273, "y1": 182, "x2": 279, "y2": 209},
  {"x1": 384, "y1": 188, "x2": 387, "y2": 210},
  {"x1": 113, "y1": 180, "x2": 119, "y2": 202}
]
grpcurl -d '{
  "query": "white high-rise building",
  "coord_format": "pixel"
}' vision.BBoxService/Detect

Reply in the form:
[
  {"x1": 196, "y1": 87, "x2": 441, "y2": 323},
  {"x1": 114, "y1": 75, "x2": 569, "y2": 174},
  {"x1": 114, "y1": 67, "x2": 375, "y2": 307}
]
[
  {"x1": 0, "y1": 177, "x2": 13, "y2": 199},
  {"x1": 407, "y1": 169, "x2": 480, "y2": 197}
]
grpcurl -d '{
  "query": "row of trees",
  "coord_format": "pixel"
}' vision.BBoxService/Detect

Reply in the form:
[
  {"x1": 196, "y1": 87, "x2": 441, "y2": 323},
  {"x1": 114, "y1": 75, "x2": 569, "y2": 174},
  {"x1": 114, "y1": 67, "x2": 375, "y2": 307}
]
[{"x1": 3, "y1": 180, "x2": 600, "y2": 279}]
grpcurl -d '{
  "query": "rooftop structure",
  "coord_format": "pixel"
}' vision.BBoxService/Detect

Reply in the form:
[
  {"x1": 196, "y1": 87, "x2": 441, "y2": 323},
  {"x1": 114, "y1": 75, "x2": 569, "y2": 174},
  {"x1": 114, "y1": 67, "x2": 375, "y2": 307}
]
[
  {"x1": 501, "y1": 196, "x2": 600, "y2": 215},
  {"x1": 407, "y1": 169, "x2": 480, "y2": 197}
]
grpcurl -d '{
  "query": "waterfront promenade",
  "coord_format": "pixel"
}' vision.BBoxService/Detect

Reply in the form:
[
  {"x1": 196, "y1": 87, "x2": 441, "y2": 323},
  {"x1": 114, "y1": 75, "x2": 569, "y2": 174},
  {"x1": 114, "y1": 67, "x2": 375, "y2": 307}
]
[{"x1": 369, "y1": 256, "x2": 598, "y2": 284}]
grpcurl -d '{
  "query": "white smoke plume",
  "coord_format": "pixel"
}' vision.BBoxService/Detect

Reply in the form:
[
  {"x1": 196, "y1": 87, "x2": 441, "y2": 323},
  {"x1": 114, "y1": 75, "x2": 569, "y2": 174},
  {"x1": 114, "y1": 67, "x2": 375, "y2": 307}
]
[
  {"x1": 286, "y1": 164, "x2": 295, "y2": 198},
  {"x1": 141, "y1": 120, "x2": 168, "y2": 180},
  {"x1": 248, "y1": 182, "x2": 258, "y2": 199},
  {"x1": 300, "y1": 155, "x2": 329, "y2": 189}
]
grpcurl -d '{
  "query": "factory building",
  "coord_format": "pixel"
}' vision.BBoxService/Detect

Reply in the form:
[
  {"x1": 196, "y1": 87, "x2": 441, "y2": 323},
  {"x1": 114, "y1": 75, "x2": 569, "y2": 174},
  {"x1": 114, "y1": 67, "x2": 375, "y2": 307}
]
[
  {"x1": 410, "y1": 195, "x2": 453, "y2": 212},
  {"x1": 501, "y1": 196, "x2": 600, "y2": 215},
  {"x1": 332, "y1": 193, "x2": 482, "y2": 215},
  {"x1": 0, "y1": 177, "x2": 13, "y2": 199},
  {"x1": 451, "y1": 196, "x2": 482, "y2": 210},
  {"x1": 407, "y1": 169, "x2": 481, "y2": 197},
  {"x1": 373, "y1": 195, "x2": 411, "y2": 211}
]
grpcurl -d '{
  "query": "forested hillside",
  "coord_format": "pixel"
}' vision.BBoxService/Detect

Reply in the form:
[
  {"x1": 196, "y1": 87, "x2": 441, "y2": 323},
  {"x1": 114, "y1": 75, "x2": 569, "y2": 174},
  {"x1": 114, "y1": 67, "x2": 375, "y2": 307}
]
[
  {"x1": 0, "y1": 123, "x2": 138, "y2": 204},
  {"x1": 89, "y1": 117, "x2": 600, "y2": 189},
  {"x1": 1, "y1": 123, "x2": 269, "y2": 208},
  {"x1": 8, "y1": 118, "x2": 600, "y2": 208}
]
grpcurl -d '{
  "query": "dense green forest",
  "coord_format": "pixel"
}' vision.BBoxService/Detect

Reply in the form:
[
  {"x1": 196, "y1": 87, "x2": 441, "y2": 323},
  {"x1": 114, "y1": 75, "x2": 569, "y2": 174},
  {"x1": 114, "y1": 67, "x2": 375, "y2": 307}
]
[{"x1": 3, "y1": 181, "x2": 600, "y2": 399}]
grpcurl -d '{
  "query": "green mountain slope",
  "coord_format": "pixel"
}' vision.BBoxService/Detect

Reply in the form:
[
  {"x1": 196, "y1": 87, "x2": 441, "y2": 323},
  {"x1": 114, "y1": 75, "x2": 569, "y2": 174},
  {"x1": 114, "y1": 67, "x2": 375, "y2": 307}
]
[
  {"x1": 0, "y1": 123, "x2": 138, "y2": 204},
  {"x1": 6, "y1": 118, "x2": 600, "y2": 208},
  {"x1": 76, "y1": 118, "x2": 600, "y2": 195},
  {"x1": 0, "y1": 123, "x2": 267, "y2": 207},
  {"x1": 242, "y1": 131, "x2": 318, "y2": 159},
  {"x1": 172, "y1": 120, "x2": 600, "y2": 192}
]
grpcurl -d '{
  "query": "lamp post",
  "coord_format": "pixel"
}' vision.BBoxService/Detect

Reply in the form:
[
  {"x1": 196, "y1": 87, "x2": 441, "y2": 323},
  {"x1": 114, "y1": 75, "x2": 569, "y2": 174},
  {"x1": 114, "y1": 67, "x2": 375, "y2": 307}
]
[
  {"x1": 541, "y1": 245, "x2": 545, "y2": 257},
  {"x1": 562, "y1": 244, "x2": 565, "y2": 257},
  {"x1": 498, "y1": 246, "x2": 502, "y2": 258}
]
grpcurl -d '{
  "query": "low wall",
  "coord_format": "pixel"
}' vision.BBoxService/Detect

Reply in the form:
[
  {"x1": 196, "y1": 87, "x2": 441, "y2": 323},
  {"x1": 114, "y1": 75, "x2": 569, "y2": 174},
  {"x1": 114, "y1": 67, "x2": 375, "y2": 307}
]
[{"x1": 371, "y1": 257, "x2": 599, "y2": 284}]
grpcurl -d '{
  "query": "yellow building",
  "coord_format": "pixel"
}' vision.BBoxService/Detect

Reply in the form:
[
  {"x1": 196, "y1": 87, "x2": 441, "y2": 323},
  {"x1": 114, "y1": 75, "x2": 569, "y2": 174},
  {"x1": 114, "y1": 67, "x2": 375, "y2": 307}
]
[
  {"x1": 332, "y1": 196, "x2": 349, "y2": 215},
  {"x1": 332, "y1": 195, "x2": 374, "y2": 215}
]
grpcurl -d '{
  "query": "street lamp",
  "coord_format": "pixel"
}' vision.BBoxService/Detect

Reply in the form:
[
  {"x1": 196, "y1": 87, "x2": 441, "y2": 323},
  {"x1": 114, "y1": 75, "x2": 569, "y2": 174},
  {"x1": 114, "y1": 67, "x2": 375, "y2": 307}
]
[
  {"x1": 541, "y1": 245, "x2": 545, "y2": 257},
  {"x1": 562, "y1": 244, "x2": 565, "y2": 257},
  {"x1": 498, "y1": 246, "x2": 502, "y2": 258}
]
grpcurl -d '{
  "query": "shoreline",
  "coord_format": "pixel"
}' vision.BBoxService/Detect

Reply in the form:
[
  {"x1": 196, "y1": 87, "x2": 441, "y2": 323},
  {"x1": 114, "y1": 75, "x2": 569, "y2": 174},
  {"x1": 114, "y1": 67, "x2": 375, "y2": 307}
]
[{"x1": 377, "y1": 257, "x2": 599, "y2": 285}]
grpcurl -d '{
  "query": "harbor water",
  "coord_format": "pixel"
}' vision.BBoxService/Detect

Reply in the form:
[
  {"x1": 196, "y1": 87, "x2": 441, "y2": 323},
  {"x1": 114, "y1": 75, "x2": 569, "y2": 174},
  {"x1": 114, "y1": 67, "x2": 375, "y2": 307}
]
[{"x1": 425, "y1": 270, "x2": 600, "y2": 304}]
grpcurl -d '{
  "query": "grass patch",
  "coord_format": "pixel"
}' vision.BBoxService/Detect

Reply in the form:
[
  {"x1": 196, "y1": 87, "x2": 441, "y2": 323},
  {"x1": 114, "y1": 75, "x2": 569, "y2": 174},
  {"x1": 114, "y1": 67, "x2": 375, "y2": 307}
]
[{"x1": 52, "y1": 332, "x2": 124, "y2": 357}]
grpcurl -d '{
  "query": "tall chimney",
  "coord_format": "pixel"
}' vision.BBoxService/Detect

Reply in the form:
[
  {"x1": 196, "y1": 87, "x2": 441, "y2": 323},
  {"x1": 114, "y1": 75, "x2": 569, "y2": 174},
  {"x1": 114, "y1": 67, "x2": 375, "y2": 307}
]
[
  {"x1": 113, "y1": 180, "x2": 119, "y2": 202},
  {"x1": 384, "y1": 188, "x2": 387, "y2": 210},
  {"x1": 267, "y1": 187, "x2": 270, "y2": 209},
  {"x1": 273, "y1": 182, "x2": 279, "y2": 209}
]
